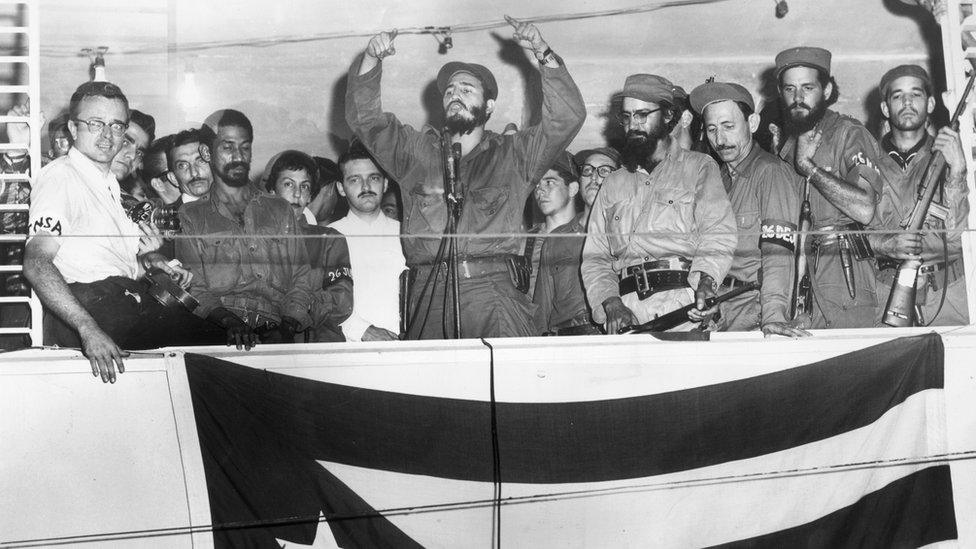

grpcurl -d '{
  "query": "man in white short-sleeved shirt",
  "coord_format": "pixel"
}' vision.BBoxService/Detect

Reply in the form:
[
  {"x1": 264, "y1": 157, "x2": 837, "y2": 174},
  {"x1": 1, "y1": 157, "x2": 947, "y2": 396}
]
[
  {"x1": 329, "y1": 144, "x2": 406, "y2": 341},
  {"x1": 24, "y1": 81, "x2": 223, "y2": 384}
]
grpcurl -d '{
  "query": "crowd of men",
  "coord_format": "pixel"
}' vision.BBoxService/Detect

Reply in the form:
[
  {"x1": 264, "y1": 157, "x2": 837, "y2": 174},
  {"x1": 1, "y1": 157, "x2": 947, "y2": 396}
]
[{"x1": 4, "y1": 17, "x2": 970, "y2": 383}]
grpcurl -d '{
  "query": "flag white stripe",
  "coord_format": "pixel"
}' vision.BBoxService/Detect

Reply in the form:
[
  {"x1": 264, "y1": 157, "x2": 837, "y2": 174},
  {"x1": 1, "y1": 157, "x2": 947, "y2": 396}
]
[{"x1": 317, "y1": 389, "x2": 944, "y2": 547}]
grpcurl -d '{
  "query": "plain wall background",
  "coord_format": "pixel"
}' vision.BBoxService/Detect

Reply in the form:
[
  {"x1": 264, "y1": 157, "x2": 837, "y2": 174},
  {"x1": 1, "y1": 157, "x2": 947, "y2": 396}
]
[{"x1": 33, "y1": 0, "x2": 941, "y2": 176}]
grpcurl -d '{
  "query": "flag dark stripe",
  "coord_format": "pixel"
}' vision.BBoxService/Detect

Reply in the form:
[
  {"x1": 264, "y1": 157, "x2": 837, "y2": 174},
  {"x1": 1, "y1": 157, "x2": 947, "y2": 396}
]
[
  {"x1": 186, "y1": 333, "x2": 943, "y2": 485},
  {"x1": 708, "y1": 465, "x2": 958, "y2": 548}
]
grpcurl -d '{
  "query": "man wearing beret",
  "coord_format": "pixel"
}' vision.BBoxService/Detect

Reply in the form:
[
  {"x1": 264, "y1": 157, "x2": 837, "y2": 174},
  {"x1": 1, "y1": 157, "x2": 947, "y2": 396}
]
[
  {"x1": 581, "y1": 74, "x2": 737, "y2": 335},
  {"x1": 690, "y1": 81, "x2": 810, "y2": 337},
  {"x1": 345, "y1": 17, "x2": 585, "y2": 339},
  {"x1": 775, "y1": 46, "x2": 885, "y2": 328},
  {"x1": 531, "y1": 152, "x2": 600, "y2": 336},
  {"x1": 870, "y1": 64, "x2": 970, "y2": 325}
]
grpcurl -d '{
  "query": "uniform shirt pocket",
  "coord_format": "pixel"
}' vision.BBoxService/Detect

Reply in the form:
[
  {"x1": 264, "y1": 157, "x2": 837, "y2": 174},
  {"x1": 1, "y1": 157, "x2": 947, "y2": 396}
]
[{"x1": 649, "y1": 188, "x2": 696, "y2": 237}]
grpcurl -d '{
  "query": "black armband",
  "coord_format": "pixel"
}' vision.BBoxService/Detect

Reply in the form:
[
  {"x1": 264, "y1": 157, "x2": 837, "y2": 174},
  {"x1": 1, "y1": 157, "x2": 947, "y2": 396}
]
[
  {"x1": 760, "y1": 219, "x2": 797, "y2": 251},
  {"x1": 323, "y1": 266, "x2": 351, "y2": 289}
]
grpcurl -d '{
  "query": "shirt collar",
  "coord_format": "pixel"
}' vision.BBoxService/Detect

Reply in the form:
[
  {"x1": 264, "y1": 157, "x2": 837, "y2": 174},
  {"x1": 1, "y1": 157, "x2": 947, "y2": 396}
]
[
  {"x1": 67, "y1": 147, "x2": 120, "y2": 197},
  {"x1": 881, "y1": 132, "x2": 930, "y2": 171},
  {"x1": 726, "y1": 141, "x2": 759, "y2": 180}
]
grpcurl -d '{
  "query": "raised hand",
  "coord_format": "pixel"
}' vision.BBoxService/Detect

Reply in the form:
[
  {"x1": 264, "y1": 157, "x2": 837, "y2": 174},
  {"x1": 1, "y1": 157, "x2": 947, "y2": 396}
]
[
  {"x1": 365, "y1": 30, "x2": 399, "y2": 61},
  {"x1": 504, "y1": 15, "x2": 548, "y2": 55},
  {"x1": 795, "y1": 128, "x2": 823, "y2": 177}
]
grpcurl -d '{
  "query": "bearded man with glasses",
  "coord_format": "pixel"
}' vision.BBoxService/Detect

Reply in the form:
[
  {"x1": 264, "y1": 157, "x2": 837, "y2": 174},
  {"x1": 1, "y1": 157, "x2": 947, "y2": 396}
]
[
  {"x1": 581, "y1": 74, "x2": 737, "y2": 335},
  {"x1": 24, "y1": 81, "x2": 225, "y2": 384}
]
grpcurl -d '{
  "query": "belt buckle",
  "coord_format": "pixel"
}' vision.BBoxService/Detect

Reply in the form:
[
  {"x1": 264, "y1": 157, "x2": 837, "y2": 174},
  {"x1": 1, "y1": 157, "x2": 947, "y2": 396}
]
[{"x1": 633, "y1": 268, "x2": 653, "y2": 300}]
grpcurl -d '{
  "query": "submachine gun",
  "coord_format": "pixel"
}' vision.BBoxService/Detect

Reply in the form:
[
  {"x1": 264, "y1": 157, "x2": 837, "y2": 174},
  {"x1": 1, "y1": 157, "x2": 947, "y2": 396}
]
[
  {"x1": 618, "y1": 281, "x2": 760, "y2": 334},
  {"x1": 882, "y1": 69, "x2": 976, "y2": 327}
]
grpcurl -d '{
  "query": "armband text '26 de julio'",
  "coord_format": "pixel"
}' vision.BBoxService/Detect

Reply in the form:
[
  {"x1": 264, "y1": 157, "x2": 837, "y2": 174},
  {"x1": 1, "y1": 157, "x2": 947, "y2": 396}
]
[{"x1": 759, "y1": 219, "x2": 797, "y2": 251}]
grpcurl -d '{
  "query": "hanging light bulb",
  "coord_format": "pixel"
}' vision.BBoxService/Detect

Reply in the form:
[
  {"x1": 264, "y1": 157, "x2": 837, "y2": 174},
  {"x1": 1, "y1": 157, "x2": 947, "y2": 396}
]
[{"x1": 180, "y1": 66, "x2": 200, "y2": 111}]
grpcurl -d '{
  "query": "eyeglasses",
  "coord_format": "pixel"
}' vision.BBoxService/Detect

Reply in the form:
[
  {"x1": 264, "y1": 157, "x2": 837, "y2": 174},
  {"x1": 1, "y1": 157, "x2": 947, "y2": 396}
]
[
  {"x1": 615, "y1": 107, "x2": 662, "y2": 126},
  {"x1": 580, "y1": 164, "x2": 615, "y2": 178},
  {"x1": 74, "y1": 118, "x2": 128, "y2": 137}
]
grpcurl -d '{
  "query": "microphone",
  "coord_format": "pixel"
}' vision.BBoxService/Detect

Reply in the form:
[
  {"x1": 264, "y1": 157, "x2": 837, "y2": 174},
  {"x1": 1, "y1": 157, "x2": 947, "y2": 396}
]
[{"x1": 447, "y1": 142, "x2": 462, "y2": 208}]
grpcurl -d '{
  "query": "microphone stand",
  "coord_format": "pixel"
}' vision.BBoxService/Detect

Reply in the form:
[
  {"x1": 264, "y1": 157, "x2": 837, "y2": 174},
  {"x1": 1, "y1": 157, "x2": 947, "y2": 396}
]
[{"x1": 444, "y1": 138, "x2": 464, "y2": 339}]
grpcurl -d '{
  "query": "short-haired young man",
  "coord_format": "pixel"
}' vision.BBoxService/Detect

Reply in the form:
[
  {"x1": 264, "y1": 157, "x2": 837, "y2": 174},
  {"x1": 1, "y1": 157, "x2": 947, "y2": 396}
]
[
  {"x1": 25, "y1": 81, "x2": 223, "y2": 383},
  {"x1": 328, "y1": 143, "x2": 407, "y2": 342},
  {"x1": 531, "y1": 152, "x2": 600, "y2": 335}
]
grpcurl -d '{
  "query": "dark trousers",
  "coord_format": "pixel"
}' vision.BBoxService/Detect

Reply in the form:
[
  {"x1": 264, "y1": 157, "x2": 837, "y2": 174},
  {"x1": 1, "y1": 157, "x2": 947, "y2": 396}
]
[
  {"x1": 44, "y1": 276, "x2": 226, "y2": 349},
  {"x1": 405, "y1": 268, "x2": 536, "y2": 340}
]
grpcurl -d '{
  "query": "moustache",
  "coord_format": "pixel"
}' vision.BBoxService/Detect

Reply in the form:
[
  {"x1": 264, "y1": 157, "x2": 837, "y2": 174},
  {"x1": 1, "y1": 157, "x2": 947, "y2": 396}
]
[
  {"x1": 358, "y1": 191, "x2": 378, "y2": 198},
  {"x1": 789, "y1": 102, "x2": 812, "y2": 111},
  {"x1": 224, "y1": 161, "x2": 249, "y2": 172},
  {"x1": 190, "y1": 177, "x2": 209, "y2": 186},
  {"x1": 898, "y1": 107, "x2": 918, "y2": 117},
  {"x1": 626, "y1": 130, "x2": 649, "y2": 140}
]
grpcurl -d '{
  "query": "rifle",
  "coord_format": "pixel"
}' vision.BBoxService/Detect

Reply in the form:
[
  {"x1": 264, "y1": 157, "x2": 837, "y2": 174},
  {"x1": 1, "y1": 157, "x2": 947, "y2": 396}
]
[
  {"x1": 882, "y1": 69, "x2": 976, "y2": 327},
  {"x1": 790, "y1": 177, "x2": 813, "y2": 319},
  {"x1": 618, "y1": 281, "x2": 760, "y2": 334}
]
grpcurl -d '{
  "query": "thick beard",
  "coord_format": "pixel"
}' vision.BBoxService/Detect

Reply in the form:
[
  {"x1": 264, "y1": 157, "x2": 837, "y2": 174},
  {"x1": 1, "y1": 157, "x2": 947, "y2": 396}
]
[
  {"x1": 445, "y1": 103, "x2": 489, "y2": 136},
  {"x1": 782, "y1": 99, "x2": 828, "y2": 136},
  {"x1": 620, "y1": 125, "x2": 667, "y2": 173},
  {"x1": 221, "y1": 161, "x2": 251, "y2": 188}
]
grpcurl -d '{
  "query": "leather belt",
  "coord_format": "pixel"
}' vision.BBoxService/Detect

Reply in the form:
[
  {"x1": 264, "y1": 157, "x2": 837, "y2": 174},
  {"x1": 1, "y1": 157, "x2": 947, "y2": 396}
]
[
  {"x1": 919, "y1": 260, "x2": 963, "y2": 282},
  {"x1": 222, "y1": 296, "x2": 281, "y2": 330},
  {"x1": 410, "y1": 254, "x2": 515, "y2": 279},
  {"x1": 721, "y1": 275, "x2": 755, "y2": 290},
  {"x1": 811, "y1": 222, "x2": 860, "y2": 248},
  {"x1": 618, "y1": 257, "x2": 691, "y2": 300}
]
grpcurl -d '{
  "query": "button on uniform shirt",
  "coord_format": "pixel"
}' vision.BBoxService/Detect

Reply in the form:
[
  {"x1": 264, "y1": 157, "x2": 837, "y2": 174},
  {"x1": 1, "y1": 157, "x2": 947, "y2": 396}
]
[
  {"x1": 581, "y1": 146, "x2": 737, "y2": 324},
  {"x1": 177, "y1": 189, "x2": 314, "y2": 329},
  {"x1": 345, "y1": 54, "x2": 586, "y2": 265},
  {"x1": 875, "y1": 132, "x2": 970, "y2": 324},
  {"x1": 329, "y1": 212, "x2": 406, "y2": 341},
  {"x1": 723, "y1": 144, "x2": 802, "y2": 328},
  {"x1": 28, "y1": 147, "x2": 139, "y2": 283},
  {"x1": 532, "y1": 211, "x2": 591, "y2": 332},
  {"x1": 777, "y1": 109, "x2": 884, "y2": 328}
]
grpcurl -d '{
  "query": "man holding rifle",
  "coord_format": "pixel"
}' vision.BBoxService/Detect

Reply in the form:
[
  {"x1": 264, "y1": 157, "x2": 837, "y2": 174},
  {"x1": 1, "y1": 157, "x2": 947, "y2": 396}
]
[
  {"x1": 871, "y1": 65, "x2": 970, "y2": 325},
  {"x1": 775, "y1": 47, "x2": 885, "y2": 328}
]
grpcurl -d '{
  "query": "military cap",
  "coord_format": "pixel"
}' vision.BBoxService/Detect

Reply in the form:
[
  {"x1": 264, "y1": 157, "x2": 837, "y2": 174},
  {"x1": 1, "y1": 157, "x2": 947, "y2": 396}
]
[
  {"x1": 437, "y1": 62, "x2": 498, "y2": 101},
  {"x1": 573, "y1": 146, "x2": 621, "y2": 167},
  {"x1": 549, "y1": 150, "x2": 579, "y2": 181},
  {"x1": 775, "y1": 46, "x2": 832, "y2": 78},
  {"x1": 879, "y1": 64, "x2": 933, "y2": 98},
  {"x1": 689, "y1": 81, "x2": 755, "y2": 115},
  {"x1": 618, "y1": 74, "x2": 677, "y2": 104}
]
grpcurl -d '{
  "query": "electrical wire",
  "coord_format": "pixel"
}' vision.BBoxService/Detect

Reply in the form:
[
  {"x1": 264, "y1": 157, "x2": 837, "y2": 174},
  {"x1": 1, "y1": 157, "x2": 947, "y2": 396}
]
[
  {"x1": 33, "y1": 0, "x2": 730, "y2": 58},
  {"x1": 4, "y1": 448, "x2": 976, "y2": 548}
]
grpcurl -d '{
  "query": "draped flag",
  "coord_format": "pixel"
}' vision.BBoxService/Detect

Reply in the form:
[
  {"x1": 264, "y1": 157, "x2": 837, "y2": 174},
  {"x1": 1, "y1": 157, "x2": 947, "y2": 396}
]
[{"x1": 185, "y1": 333, "x2": 956, "y2": 548}]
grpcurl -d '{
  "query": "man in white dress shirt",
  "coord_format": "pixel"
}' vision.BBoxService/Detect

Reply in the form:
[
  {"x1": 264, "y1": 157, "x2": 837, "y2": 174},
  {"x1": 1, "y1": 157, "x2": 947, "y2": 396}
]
[{"x1": 329, "y1": 143, "x2": 406, "y2": 342}]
